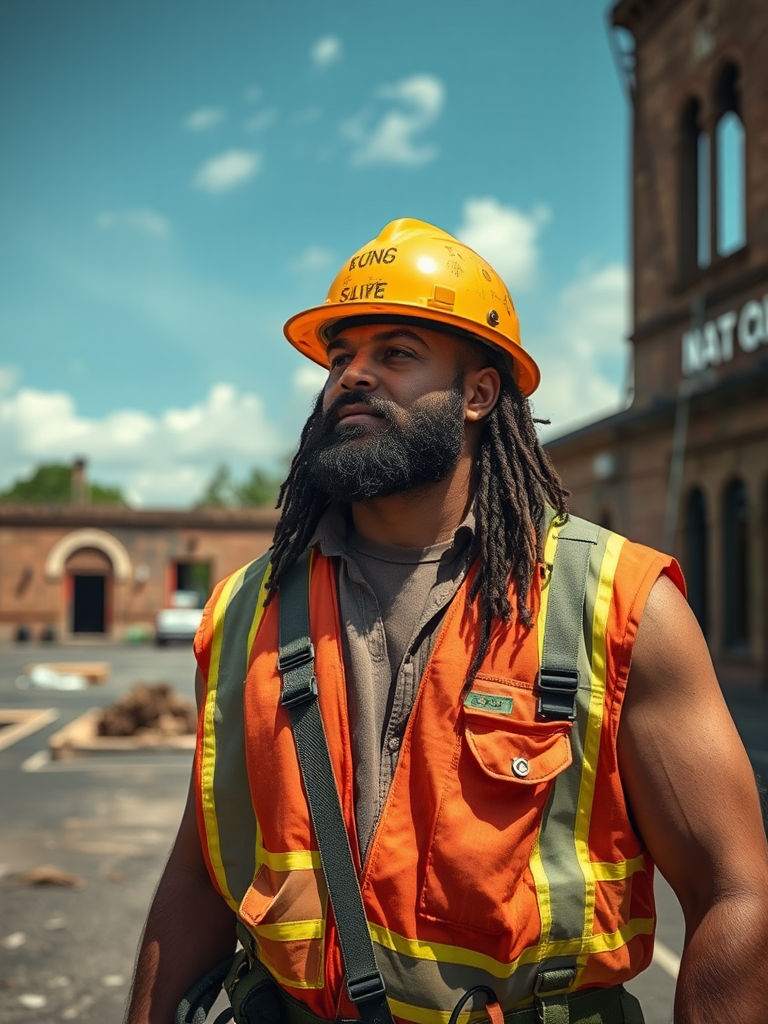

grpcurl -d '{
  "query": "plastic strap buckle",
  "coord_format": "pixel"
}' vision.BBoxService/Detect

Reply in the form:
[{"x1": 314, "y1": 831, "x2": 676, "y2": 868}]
[
  {"x1": 280, "y1": 673, "x2": 318, "y2": 708},
  {"x1": 537, "y1": 668, "x2": 579, "y2": 721},
  {"x1": 277, "y1": 642, "x2": 315, "y2": 674},
  {"x1": 347, "y1": 970, "x2": 387, "y2": 1005},
  {"x1": 278, "y1": 642, "x2": 318, "y2": 708}
]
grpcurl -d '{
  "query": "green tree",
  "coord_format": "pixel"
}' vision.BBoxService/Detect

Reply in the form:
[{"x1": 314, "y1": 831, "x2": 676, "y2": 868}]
[
  {"x1": 196, "y1": 463, "x2": 238, "y2": 507},
  {"x1": 196, "y1": 463, "x2": 281, "y2": 508},
  {"x1": 237, "y1": 467, "x2": 280, "y2": 507},
  {"x1": 0, "y1": 463, "x2": 125, "y2": 504}
]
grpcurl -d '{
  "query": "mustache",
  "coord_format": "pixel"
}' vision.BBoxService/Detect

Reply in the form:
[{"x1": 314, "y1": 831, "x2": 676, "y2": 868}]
[{"x1": 322, "y1": 391, "x2": 400, "y2": 428}]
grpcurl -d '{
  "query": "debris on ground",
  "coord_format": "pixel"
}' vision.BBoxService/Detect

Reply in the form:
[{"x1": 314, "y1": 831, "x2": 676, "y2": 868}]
[
  {"x1": 97, "y1": 683, "x2": 196, "y2": 738},
  {"x1": 16, "y1": 665, "x2": 87, "y2": 691},
  {"x1": 1, "y1": 932, "x2": 26, "y2": 949},
  {"x1": 14, "y1": 865, "x2": 85, "y2": 889},
  {"x1": 18, "y1": 993, "x2": 47, "y2": 1009}
]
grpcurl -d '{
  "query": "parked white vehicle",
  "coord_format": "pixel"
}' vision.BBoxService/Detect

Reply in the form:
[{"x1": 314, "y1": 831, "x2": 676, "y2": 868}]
[{"x1": 155, "y1": 590, "x2": 204, "y2": 646}]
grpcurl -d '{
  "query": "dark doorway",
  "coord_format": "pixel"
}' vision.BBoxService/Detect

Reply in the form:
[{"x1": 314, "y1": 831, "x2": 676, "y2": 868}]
[
  {"x1": 723, "y1": 478, "x2": 750, "y2": 651},
  {"x1": 175, "y1": 562, "x2": 211, "y2": 608},
  {"x1": 72, "y1": 574, "x2": 106, "y2": 633},
  {"x1": 685, "y1": 488, "x2": 708, "y2": 637}
]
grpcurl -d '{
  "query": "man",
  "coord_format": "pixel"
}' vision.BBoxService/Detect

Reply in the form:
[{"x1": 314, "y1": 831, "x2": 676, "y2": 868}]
[{"x1": 127, "y1": 219, "x2": 768, "y2": 1024}]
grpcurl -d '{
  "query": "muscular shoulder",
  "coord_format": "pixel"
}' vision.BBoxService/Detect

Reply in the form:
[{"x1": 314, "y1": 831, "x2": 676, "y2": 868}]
[{"x1": 618, "y1": 573, "x2": 768, "y2": 912}]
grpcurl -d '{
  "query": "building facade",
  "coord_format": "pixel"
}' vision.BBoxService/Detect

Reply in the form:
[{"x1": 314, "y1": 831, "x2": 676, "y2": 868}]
[
  {"x1": 547, "y1": 0, "x2": 768, "y2": 687},
  {"x1": 0, "y1": 502, "x2": 278, "y2": 643}
]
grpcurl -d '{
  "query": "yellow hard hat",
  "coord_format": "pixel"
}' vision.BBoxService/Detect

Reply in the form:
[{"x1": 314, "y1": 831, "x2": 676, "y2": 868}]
[{"x1": 283, "y1": 218, "x2": 540, "y2": 396}]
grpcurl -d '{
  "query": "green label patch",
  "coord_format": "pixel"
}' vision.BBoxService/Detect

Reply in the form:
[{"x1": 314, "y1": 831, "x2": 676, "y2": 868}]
[{"x1": 464, "y1": 692, "x2": 514, "y2": 715}]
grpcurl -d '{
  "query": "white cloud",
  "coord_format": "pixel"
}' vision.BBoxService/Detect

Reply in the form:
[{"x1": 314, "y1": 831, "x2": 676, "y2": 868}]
[
  {"x1": 310, "y1": 35, "x2": 342, "y2": 70},
  {"x1": 292, "y1": 365, "x2": 327, "y2": 403},
  {"x1": 96, "y1": 208, "x2": 172, "y2": 238},
  {"x1": 530, "y1": 264, "x2": 630, "y2": 437},
  {"x1": 244, "y1": 108, "x2": 278, "y2": 134},
  {"x1": 342, "y1": 74, "x2": 445, "y2": 167},
  {"x1": 289, "y1": 246, "x2": 335, "y2": 272},
  {"x1": 183, "y1": 106, "x2": 227, "y2": 131},
  {"x1": 455, "y1": 197, "x2": 550, "y2": 292},
  {"x1": 0, "y1": 364, "x2": 21, "y2": 396},
  {"x1": 193, "y1": 149, "x2": 261, "y2": 193},
  {"x1": 0, "y1": 381, "x2": 290, "y2": 507}
]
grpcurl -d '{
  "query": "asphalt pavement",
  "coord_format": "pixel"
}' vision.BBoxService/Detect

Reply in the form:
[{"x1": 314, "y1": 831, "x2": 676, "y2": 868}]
[{"x1": 1, "y1": 641, "x2": 766, "y2": 1024}]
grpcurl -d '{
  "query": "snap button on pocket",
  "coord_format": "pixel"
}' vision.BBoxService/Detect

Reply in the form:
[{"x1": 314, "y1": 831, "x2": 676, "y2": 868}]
[{"x1": 511, "y1": 757, "x2": 530, "y2": 778}]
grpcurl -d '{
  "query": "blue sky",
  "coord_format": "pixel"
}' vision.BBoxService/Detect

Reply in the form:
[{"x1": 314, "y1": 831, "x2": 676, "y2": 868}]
[{"x1": 0, "y1": 0, "x2": 632, "y2": 506}]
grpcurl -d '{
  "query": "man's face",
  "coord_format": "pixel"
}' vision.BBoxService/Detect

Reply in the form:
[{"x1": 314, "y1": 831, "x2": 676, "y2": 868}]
[{"x1": 305, "y1": 322, "x2": 472, "y2": 502}]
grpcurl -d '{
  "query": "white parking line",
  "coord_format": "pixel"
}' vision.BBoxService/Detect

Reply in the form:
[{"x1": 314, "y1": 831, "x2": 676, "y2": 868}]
[
  {"x1": 653, "y1": 940, "x2": 681, "y2": 978},
  {"x1": 21, "y1": 749, "x2": 191, "y2": 772}
]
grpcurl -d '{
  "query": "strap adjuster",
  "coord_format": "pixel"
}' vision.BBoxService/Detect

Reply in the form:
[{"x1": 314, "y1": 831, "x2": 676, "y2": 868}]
[
  {"x1": 280, "y1": 674, "x2": 317, "y2": 708},
  {"x1": 533, "y1": 966, "x2": 577, "y2": 996},
  {"x1": 277, "y1": 642, "x2": 315, "y2": 674},
  {"x1": 347, "y1": 970, "x2": 387, "y2": 1005},
  {"x1": 537, "y1": 667, "x2": 579, "y2": 721}
]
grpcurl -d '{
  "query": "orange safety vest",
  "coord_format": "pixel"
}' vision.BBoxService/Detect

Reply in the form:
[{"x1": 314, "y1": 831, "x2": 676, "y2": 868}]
[{"x1": 194, "y1": 516, "x2": 682, "y2": 1024}]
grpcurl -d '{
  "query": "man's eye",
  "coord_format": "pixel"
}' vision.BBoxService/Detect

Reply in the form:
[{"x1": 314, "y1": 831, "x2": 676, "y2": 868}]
[
  {"x1": 386, "y1": 347, "x2": 412, "y2": 359},
  {"x1": 329, "y1": 355, "x2": 350, "y2": 368}
]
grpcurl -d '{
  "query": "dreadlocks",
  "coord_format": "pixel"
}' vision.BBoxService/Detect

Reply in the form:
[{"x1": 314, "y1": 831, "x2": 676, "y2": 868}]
[{"x1": 267, "y1": 346, "x2": 569, "y2": 682}]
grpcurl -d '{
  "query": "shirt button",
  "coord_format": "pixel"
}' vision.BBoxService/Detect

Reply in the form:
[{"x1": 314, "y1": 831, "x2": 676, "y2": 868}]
[
  {"x1": 511, "y1": 757, "x2": 530, "y2": 778},
  {"x1": 387, "y1": 736, "x2": 401, "y2": 753}
]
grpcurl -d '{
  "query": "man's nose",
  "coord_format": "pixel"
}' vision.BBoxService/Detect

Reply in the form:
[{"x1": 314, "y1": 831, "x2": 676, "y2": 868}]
[{"x1": 338, "y1": 352, "x2": 377, "y2": 391}]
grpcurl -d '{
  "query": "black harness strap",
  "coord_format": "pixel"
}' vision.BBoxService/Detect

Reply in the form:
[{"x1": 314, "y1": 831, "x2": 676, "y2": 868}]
[{"x1": 278, "y1": 550, "x2": 395, "y2": 1024}]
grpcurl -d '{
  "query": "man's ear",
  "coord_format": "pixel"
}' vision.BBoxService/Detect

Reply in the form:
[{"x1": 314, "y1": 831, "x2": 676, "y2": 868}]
[{"x1": 464, "y1": 366, "x2": 501, "y2": 423}]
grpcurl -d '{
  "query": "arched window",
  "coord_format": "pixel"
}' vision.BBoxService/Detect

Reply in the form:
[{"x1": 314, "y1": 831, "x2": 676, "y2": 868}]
[
  {"x1": 722, "y1": 478, "x2": 750, "y2": 651},
  {"x1": 679, "y1": 98, "x2": 710, "y2": 274},
  {"x1": 685, "y1": 488, "x2": 708, "y2": 636},
  {"x1": 714, "y1": 62, "x2": 746, "y2": 256}
]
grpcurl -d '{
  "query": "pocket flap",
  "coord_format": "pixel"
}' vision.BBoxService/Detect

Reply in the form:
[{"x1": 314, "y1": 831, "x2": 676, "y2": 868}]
[{"x1": 465, "y1": 716, "x2": 572, "y2": 783}]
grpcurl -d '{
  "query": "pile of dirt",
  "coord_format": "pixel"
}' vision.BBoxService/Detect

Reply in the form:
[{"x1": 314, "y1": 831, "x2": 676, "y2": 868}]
[{"x1": 97, "y1": 683, "x2": 196, "y2": 738}]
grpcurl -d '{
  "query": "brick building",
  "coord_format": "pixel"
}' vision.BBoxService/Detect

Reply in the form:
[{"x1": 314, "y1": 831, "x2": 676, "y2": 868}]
[
  {"x1": 0, "y1": 499, "x2": 278, "y2": 643},
  {"x1": 547, "y1": 0, "x2": 768, "y2": 686}
]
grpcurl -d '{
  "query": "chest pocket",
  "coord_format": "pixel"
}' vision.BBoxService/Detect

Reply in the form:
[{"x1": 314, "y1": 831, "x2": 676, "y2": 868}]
[{"x1": 419, "y1": 674, "x2": 572, "y2": 936}]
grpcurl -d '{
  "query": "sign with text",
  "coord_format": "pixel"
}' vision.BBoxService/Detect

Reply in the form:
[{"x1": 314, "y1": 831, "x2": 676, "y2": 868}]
[{"x1": 681, "y1": 294, "x2": 768, "y2": 375}]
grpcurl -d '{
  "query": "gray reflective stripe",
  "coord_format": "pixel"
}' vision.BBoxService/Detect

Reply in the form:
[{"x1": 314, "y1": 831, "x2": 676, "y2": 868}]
[
  {"x1": 374, "y1": 943, "x2": 581, "y2": 1015},
  {"x1": 540, "y1": 517, "x2": 601, "y2": 686},
  {"x1": 538, "y1": 518, "x2": 609, "y2": 944},
  {"x1": 211, "y1": 552, "x2": 271, "y2": 903}
]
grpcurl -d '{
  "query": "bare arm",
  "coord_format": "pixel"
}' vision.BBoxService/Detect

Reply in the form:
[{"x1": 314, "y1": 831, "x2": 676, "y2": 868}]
[
  {"x1": 125, "y1": 670, "x2": 237, "y2": 1024},
  {"x1": 619, "y1": 575, "x2": 768, "y2": 1024}
]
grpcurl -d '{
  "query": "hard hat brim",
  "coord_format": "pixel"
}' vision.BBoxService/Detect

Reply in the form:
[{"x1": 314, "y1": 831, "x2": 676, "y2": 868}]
[{"x1": 283, "y1": 301, "x2": 541, "y2": 397}]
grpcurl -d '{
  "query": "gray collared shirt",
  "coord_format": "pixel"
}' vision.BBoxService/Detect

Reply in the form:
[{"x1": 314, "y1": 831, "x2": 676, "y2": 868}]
[{"x1": 310, "y1": 506, "x2": 474, "y2": 861}]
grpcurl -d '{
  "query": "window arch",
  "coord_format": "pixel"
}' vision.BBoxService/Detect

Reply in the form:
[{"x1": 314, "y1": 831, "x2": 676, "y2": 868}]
[
  {"x1": 679, "y1": 97, "x2": 710, "y2": 274},
  {"x1": 684, "y1": 487, "x2": 708, "y2": 636},
  {"x1": 714, "y1": 62, "x2": 746, "y2": 256},
  {"x1": 722, "y1": 478, "x2": 750, "y2": 651}
]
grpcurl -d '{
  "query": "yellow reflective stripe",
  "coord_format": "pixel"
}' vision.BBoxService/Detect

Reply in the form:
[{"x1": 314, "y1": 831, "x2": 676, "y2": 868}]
[
  {"x1": 527, "y1": 833, "x2": 551, "y2": 953},
  {"x1": 256, "y1": 844, "x2": 322, "y2": 871},
  {"x1": 592, "y1": 855, "x2": 646, "y2": 881},
  {"x1": 529, "y1": 517, "x2": 561, "y2": 940},
  {"x1": 253, "y1": 919, "x2": 324, "y2": 941},
  {"x1": 574, "y1": 533, "x2": 625, "y2": 947},
  {"x1": 387, "y1": 997, "x2": 488, "y2": 1024},
  {"x1": 201, "y1": 565, "x2": 249, "y2": 912},
  {"x1": 537, "y1": 518, "x2": 561, "y2": 665},
  {"x1": 370, "y1": 918, "x2": 654, "y2": 980}
]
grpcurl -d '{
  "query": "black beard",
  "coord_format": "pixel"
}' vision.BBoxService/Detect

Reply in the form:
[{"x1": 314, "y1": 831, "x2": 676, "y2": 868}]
[{"x1": 305, "y1": 384, "x2": 465, "y2": 502}]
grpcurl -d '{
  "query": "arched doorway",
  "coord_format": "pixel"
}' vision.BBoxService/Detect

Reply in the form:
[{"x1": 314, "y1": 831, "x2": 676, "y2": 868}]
[{"x1": 65, "y1": 547, "x2": 113, "y2": 634}]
